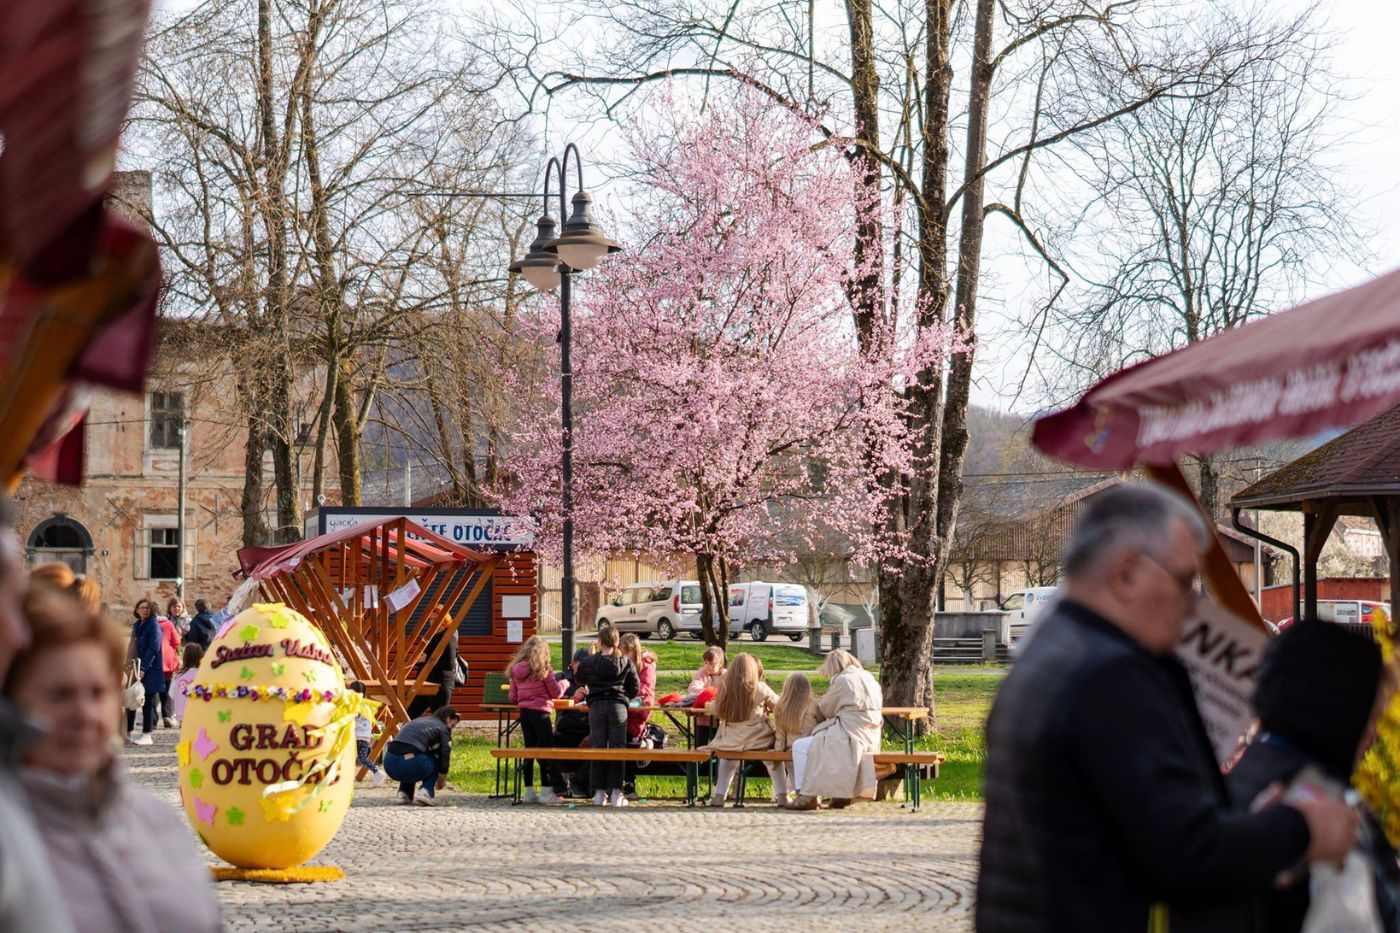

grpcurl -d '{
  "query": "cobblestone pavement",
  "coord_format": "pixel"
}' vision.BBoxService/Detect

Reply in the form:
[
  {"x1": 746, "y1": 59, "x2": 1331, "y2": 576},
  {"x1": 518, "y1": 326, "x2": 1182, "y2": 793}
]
[{"x1": 125, "y1": 730, "x2": 980, "y2": 932}]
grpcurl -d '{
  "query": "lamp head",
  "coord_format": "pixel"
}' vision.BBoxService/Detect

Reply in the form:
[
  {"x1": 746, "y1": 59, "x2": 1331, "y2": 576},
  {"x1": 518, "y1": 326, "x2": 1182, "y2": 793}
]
[
  {"x1": 554, "y1": 190, "x2": 621, "y2": 271},
  {"x1": 508, "y1": 214, "x2": 562, "y2": 291}
]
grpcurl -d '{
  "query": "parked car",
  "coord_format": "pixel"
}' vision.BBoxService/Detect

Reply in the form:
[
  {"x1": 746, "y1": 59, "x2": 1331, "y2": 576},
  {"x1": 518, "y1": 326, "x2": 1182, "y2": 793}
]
[
  {"x1": 728, "y1": 581, "x2": 811, "y2": 642},
  {"x1": 1001, "y1": 586, "x2": 1059, "y2": 648},
  {"x1": 1273, "y1": 599, "x2": 1390, "y2": 637},
  {"x1": 595, "y1": 580, "x2": 705, "y2": 641}
]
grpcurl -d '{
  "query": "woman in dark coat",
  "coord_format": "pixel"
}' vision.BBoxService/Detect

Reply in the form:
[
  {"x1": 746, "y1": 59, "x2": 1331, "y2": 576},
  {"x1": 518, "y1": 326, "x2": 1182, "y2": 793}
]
[
  {"x1": 1228, "y1": 619, "x2": 1400, "y2": 933},
  {"x1": 127, "y1": 599, "x2": 165, "y2": 746}
]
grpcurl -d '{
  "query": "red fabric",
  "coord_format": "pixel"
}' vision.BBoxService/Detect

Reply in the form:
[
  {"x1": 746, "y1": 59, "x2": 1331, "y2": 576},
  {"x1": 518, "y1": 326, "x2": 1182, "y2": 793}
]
[
  {"x1": 690, "y1": 687, "x2": 717, "y2": 709},
  {"x1": 1032, "y1": 267, "x2": 1400, "y2": 468},
  {"x1": 657, "y1": 693, "x2": 683, "y2": 705},
  {"x1": 158, "y1": 617, "x2": 180, "y2": 674},
  {"x1": 0, "y1": 0, "x2": 152, "y2": 263}
]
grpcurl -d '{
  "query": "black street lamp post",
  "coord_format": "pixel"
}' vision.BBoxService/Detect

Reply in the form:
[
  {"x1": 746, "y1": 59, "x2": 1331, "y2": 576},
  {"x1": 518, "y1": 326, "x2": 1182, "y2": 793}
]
[{"x1": 509, "y1": 144, "x2": 621, "y2": 663}]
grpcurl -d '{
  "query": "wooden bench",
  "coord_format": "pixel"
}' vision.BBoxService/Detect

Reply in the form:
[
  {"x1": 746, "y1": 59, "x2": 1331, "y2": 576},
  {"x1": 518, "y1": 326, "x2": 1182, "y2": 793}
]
[
  {"x1": 490, "y1": 748, "x2": 713, "y2": 806},
  {"x1": 709, "y1": 748, "x2": 944, "y2": 810}
]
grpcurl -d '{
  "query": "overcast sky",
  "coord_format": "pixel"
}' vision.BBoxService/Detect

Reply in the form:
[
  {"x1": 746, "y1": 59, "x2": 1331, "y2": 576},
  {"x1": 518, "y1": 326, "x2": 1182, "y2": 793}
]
[{"x1": 150, "y1": 0, "x2": 1400, "y2": 413}]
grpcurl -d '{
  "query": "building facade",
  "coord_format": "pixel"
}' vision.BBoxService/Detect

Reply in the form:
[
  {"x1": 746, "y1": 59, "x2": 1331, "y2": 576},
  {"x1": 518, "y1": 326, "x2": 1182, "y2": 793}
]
[{"x1": 14, "y1": 325, "x2": 339, "y2": 623}]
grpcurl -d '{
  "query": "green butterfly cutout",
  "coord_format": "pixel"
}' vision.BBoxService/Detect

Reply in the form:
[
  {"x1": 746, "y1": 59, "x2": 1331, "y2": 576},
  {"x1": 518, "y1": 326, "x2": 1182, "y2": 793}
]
[
  {"x1": 226, "y1": 806, "x2": 245, "y2": 826},
  {"x1": 217, "y1": 710, "x2": 232, "y2": 723},
  {"x1": 239, "y1": 666, "x2": 255, "y2": 680},
  {"x1": 302, "y1": 671, "x2": 317, "y2": 684},
  {"x1": 318, "y1": 799, "x2": 332, "y2": 814},
  {"x1": 238, "y1": 624, "x2": 260, "y2": 643},
  {"x1": 270, "y1": 662, "x2": 286, "y2": 677},
  {"x1": 188, "y1": 768, "x2": 204, "y2": 789}
]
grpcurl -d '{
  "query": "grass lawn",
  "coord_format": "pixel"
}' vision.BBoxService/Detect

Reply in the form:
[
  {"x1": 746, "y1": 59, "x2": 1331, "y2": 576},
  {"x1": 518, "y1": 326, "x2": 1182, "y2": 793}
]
[{"x1": 452, "y1": 664, "x2": 1002, "y2": 802}]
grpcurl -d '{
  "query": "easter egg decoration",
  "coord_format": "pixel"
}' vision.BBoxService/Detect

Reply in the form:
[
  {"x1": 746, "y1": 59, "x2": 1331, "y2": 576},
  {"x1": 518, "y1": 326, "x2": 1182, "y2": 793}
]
[{"x1": 176, "y1": 603, "x2": 373, "y2": 873}]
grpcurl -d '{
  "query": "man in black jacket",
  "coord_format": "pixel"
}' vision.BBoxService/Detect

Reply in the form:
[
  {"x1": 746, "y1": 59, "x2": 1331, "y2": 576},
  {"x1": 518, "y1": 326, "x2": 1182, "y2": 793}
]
[
  {"x1": 185, "y1": 599, "x2": 217, "y2": 650},
  {"x1": 975, "y1": 483, "x2": 1358, "y2": 933}
]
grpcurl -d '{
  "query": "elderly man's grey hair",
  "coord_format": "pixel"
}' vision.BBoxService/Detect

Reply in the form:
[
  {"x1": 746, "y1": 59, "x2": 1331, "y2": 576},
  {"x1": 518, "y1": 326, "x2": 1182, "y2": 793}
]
[{"x1": 1061, "y1": 482, "x2": 1210, "y2": 580}]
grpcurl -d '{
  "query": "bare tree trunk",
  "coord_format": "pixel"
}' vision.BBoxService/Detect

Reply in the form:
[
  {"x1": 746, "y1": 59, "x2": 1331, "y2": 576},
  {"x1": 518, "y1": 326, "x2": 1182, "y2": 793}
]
[
  {"x1": 239, "y1": 377, "x2": 270, "y2": 547},
  {"x1": 310, "y1": 351, "x2": 337, "y2": 505},
  {"x1": 696, "y1": 552, "x2": 731, "y2": 649},
  {"x1": 1197, "y1": 454, "x2": 1220, "y2": 521},
  {"x1": 333, "y1": 360, "x2": 362, "y2": 506}
]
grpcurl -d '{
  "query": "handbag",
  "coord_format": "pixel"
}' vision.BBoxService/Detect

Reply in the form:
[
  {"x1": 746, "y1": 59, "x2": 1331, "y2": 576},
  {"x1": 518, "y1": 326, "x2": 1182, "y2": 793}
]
[
  {"x1": 123, "y1": 660, "x2": 145, "y2": 711},
  {"x1": 454, "y1": 656, "x2": 469, "y2": 687},
  {"x1": 1303, "y1": 851, "x2": 1383, "y2": 933}
]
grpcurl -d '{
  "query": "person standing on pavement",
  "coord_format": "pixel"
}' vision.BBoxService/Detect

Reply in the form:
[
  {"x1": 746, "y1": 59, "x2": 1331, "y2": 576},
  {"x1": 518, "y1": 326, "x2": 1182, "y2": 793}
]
[
  {"x1": 156, "y1": 605, "x2": 181, "y2": 727},
  {"x1": 507, "y1": 635, "x2": 565, "y2": 805},
  {"x1": 185, "y1": 599, "x2": 217, "y2": 650},
  {"x1": 408, "y1": 607, "x2": 461, "y2": 719},
  {"x1": 5, "y1": 587, "x2": 221, "y2": 933},
  {"x1": 0, "y1": 500, "x2": 76, "y2": 933},
  {"x1": 574, "y1": 625, "x2": 639, "y2": 807},
  {"x1": 165, "y1": 596, "x2": 191, "y2": 639},
  {"x1": 383, "y1": 706, "x2": 460, "y2": 806},
  {"x1": 975, "y1": 482, "x2": 1360, "y2": 933},
  {"x1": 127, "y1": 599, "x2": 164, "y2": 745}
]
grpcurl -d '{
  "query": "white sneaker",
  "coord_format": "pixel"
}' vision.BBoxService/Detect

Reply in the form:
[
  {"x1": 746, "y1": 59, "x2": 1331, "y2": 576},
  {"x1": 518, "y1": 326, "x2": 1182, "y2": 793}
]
[
  {"x1": 537, "y1": 789, "x2": 561, "y2": 805},
  {"x1": 414, "y1": 796, "x2": 436, "y2": 807},
  {"x1": 398, "y1": 791, "x2": 413, "y2": 805},
  {"x1": 592, "y1": 790, "x2": 608, "y2": 807},
  {"x1": 131, "y1": 733, "x2": 153, "y2": 746},
  {"x1": 370, "y1": 770, "x2": 386, "y2": 787},
  {"x1": 609, "y1": 789, "x2": 627, "y2": 808},
  {"x1": 523, "y1": 787, "x2": 539, "y2": 804},
  {"x1": 163, "y1": 716, "x2": 179, "y2": 728}
]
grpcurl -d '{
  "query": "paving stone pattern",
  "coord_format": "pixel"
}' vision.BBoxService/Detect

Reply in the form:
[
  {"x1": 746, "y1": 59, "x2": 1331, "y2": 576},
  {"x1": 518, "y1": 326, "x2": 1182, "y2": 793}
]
[{"x1": 125, "y1": 731, "x2": 979, "y2": 931}]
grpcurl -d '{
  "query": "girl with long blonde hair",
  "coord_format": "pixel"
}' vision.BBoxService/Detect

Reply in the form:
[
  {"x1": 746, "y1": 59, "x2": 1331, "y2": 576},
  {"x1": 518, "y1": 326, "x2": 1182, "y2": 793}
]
[
  {"x1": 506, "y1": 635, "x2": 565, "y2": 803},
  {"x1": 770, "y1": 673, "x2": 821, "y2": 807},
  {"x1": 619, "y1": 633, "x2": 658, "y2": 752},
  {"x1": 707, "y1": 653, "x2": 783, "y2": 806}
]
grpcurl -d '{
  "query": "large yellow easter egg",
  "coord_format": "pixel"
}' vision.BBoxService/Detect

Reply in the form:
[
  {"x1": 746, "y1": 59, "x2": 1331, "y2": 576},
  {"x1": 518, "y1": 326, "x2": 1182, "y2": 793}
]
[{"x1": 177, "y1": 603, "x2": 358, "y2": 869}]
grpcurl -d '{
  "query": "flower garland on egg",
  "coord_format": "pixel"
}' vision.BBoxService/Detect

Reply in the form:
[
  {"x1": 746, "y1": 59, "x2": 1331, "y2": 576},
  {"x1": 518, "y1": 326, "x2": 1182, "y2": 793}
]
[{"x1": 183, "y1": 682, "x2": 341, "y2": 704}]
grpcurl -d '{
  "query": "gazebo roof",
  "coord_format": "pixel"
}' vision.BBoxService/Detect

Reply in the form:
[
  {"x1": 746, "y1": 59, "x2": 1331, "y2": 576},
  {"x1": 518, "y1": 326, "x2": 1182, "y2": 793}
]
[{"x1": 1231, "y1": 405, "x2": 1400, "y2": 512}]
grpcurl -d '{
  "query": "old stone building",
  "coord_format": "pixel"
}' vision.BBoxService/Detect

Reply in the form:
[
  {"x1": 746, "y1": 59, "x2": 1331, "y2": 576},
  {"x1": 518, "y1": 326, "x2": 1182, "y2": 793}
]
[{"x1": 13, "y1": 323, "x2": 340, "y2": 623}]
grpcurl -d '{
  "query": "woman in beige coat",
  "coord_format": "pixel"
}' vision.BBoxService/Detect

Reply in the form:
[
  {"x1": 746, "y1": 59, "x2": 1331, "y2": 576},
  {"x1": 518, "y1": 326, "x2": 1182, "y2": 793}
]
[
  {"x1": 705, "y1": 653, "x2": 782, "y2": 806},
  {"x1": 790, "y1": 649, "x2": 883, "y2": 809},
  {"x1": 6, "y1": 588, "x2": 220, "y2": 933}
]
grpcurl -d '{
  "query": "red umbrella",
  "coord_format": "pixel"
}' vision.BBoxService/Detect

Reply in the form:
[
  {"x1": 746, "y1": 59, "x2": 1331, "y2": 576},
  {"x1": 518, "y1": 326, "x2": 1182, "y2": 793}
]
[{"x1": 1033, "y1": 267, "x2": 1400, "y2": 469}]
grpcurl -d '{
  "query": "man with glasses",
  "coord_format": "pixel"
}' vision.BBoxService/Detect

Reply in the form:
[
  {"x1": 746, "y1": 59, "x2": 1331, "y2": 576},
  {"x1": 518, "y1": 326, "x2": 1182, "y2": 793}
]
[{"x1": 976, "y1": 482, "x2": 1358, "y2": 933}]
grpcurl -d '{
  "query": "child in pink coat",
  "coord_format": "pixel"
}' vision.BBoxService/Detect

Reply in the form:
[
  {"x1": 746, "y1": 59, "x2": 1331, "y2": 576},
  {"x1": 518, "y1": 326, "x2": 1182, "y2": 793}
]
[{"x1": 507, "y1": 636, "x2": 565, "y2": 804}]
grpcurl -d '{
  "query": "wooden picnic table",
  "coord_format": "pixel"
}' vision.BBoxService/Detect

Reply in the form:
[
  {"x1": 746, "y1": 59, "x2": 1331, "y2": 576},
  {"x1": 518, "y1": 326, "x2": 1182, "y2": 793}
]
[{"x1": 880, "y1": 706, "x2": 930, "y2": 756}]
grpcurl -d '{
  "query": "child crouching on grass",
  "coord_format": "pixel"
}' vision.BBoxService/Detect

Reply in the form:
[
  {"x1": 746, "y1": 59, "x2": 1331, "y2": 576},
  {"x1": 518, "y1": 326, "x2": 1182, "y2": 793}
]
[
  {"x1": 706, "y1": 653, "x2": 782, "y2": 807},
  {"x1": 350, "y1": 681, "x2": 385, "y2": 787},
  {"x1": 508, "y1": 635, "x2": 566, "y2": 804},
  {"x1": 771, "y1": 673, "x2": 821, "y2": 808}
]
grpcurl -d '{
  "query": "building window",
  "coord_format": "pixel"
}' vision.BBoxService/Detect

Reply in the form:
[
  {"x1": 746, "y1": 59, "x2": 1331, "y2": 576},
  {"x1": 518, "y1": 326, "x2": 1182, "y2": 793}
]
[
  {"x1": 149, "y1": 391, "x2": 185, "y2": 449},
  {"x1": 149, "y1": 528, "x2": 181, "y2": 580}
]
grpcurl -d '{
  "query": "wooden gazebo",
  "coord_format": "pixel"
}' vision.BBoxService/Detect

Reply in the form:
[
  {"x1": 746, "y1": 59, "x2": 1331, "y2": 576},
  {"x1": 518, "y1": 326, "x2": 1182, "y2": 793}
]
[
  {"x1": 1231, "y1": 404, "x2": 1400, "y2": 624},
  {"x1": 237, "y1": 518, "x2": 497, "y2": 760}
]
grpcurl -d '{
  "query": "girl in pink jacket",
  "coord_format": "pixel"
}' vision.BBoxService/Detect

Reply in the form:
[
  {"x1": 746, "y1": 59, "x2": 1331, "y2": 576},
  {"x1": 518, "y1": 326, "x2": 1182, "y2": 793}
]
[
  {"x1": 507, "y1": 636, "x2": 565, "y2": 804},
  {"x1": 619, "y1": 633, "x2": 657, "y2": 742}
]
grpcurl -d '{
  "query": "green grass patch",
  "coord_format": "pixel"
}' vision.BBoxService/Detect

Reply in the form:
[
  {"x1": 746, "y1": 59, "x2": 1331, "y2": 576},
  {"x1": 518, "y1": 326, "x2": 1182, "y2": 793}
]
[{"x1": 451, "y1": 664, "x2": 1002, "y2": 803}]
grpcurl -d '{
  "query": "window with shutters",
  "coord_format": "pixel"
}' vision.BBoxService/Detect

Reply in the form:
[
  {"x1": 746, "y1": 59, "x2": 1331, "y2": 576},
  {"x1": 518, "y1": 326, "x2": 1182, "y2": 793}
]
[
  {"x1": 149, "y1": 527, "x2": 180, "y2": 580},
  {"x1": 148, "y1": 391, "x2": 184, "y2": 449}
]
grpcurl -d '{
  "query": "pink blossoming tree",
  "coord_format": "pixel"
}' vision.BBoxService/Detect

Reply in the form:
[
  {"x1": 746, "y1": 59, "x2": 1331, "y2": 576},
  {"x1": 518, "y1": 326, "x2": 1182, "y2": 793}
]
[{"x1": 497, "y1": 90, "x2": 952, "y2": 647}]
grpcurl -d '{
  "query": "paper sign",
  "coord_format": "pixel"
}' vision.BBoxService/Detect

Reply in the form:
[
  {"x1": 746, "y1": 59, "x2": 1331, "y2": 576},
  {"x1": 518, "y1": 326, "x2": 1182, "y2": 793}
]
[
  {"x1": 506, "y1": 620, "x2": 523, "y2": 643},
  {"x1": 362, "y1": 586, "x2": 378, "y2": 610},
  {"x1": 1174, "y1": 599, "x2": 1269, "y2": 762},
  {"x1": 384, "y1": 579, "x2": 421, "y2": 613},
  {"x1": 501, "y1": 595, "x2": 531, "y2": 619}
]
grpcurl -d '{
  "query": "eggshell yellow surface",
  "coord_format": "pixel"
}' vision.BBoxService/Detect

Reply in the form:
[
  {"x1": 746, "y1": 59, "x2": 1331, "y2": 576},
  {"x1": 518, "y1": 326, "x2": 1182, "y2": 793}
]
[{"x1": 177, "y1": 603, "x2": 355, "y2": 869}]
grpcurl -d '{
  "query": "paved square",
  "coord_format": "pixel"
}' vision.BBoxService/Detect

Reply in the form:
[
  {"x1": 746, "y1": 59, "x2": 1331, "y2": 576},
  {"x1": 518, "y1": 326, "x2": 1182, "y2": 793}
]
[{"x1": 126, "y1": 731, "x2": 979, "y2": 931}]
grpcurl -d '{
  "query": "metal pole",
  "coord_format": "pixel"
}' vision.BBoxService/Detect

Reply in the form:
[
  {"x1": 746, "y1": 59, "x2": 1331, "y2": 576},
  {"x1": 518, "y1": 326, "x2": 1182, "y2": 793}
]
[
  {"x1": 560, "y1": 265, "x2": 576, "y2": 663},
  {"x1": 176, "y1": 416, "x2": 187, "y2": 599}
]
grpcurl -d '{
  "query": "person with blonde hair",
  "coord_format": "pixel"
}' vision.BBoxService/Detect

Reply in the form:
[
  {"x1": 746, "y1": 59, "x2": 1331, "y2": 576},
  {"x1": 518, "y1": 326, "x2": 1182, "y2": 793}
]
[
  {"x1": 506, "y1": 635, "x2": 565, "y2": 804},
  {"x1": 789, "y1": 649, "x2": 882, "y2": 810},
  {"x1": 771, "y1": 672, "x2": 821, "y2": 807},
  {"x1": 6, "y1": 588, "x2": 220, "y2": 932},
  {"x1": 706, "y1": 653, "x2": 783, "y2": 806}
]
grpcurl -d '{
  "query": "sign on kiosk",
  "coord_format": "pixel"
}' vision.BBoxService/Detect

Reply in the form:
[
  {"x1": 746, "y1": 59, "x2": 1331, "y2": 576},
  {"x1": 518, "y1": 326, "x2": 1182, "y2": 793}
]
[
  {"x1": 312, "y1": 508, "x2": 534, "y2": 548},
  {"x1": 1175, "y1": 598, "x2": 1269, "y2": 763}
]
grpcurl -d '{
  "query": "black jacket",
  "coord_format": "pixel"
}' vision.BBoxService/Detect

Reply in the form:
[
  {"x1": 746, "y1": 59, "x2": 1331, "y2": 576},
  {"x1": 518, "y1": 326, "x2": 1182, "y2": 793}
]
[
  {"x1": 554, "y1": 670, "x2": 589, "y2": 741},
  {"x1": 976, "y1": 600, "x2": 1309, "y2": 933},
  {"x1": 576, "y1": 653, "x2": 639, "y2": 705},
  {"x1": 1226, "y1": 620, "x2": 1396, "y2": 933},
  {"x1": 387, "y1": 715, "x2": 454, "y2": 774},
  {"x1": 186, "y1": 612, "x2": 217, "y2": 650}
]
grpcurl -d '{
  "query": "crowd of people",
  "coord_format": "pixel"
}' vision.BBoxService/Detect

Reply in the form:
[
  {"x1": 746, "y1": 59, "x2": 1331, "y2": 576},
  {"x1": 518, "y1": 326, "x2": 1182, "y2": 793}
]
[
  {"x1": 0, "y1": 499, "x2": 221, "y2": 932},
  {"x1": 497, "y1": 624, "x2": 886, "y2": 810},
  {"x1": 124, "y1": 593, "x2": 217, "y2": 745}
]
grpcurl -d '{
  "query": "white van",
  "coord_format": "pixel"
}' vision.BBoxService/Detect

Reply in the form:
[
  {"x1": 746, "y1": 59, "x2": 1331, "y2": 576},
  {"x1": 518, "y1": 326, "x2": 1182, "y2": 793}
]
[
  {"x1": 728, "y1": 581, "x2": 810, "y2": 642},
  {"x1": 1002, "y1": 586, "x2": 1059, "y2": 647}
]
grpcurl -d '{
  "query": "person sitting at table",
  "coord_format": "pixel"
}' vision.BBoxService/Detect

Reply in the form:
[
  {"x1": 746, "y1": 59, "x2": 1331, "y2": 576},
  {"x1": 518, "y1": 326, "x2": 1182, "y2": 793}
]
[
  {"x1": 575, "y1": 625, "x2": 640, "y2": 807},
  {"x1": 383, "y1": 706, "x2": 460, "y2": 807},
  {"x1": 507, "y1": 635, "x2": 565, "y2": 805},
  {"x1": 789, "y1": 649, "x2": 882, "y2": 811},
  {"x1": 706, "y1": 653, "x2": 783, "y2": 807},
  {"x1": 554, "y1": 648, "x2": 593, "y2": 798},
  {"x1": 688, "y1": 645, "x2": 726, "y2": 747},
  {"x1": 771, "y1": 672, "x2": 821, "y2": 809}
]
